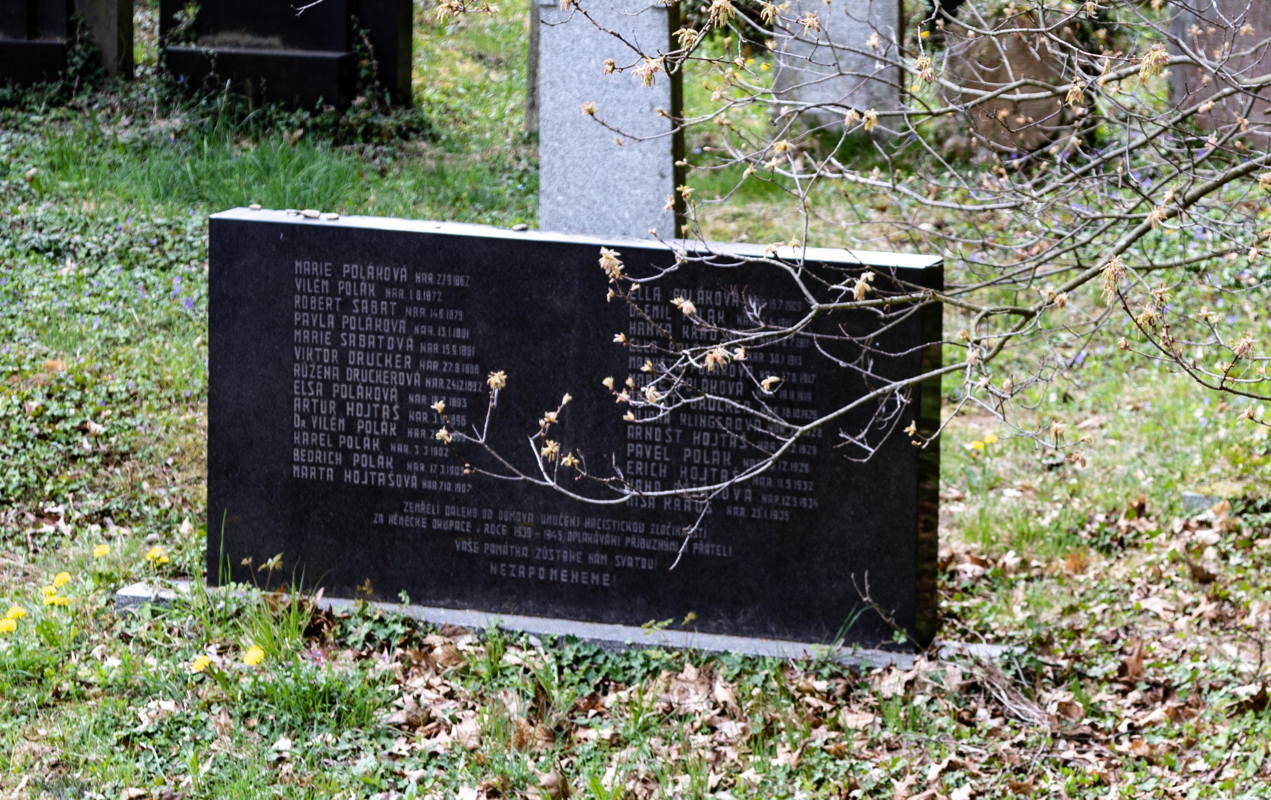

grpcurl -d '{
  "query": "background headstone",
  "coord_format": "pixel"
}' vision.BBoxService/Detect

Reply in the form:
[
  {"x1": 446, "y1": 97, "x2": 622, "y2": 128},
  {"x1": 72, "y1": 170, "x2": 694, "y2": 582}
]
[
  {"x1": 1, "y1": 1, "x2": 61, "y2": 85},
  {"x1": 772, "y1": 0, "x2": 903, "y2": 130},
  {"x1": 0, "y1": 0, "x2": 130, "y2": 86},
  {"x1": 74, "y1": 0, "x2": 133, "y2": 77},
  {"x1": 1170, "y1": 0, "x2": 1271, "y2": 148},
  {"x1": 941, "y1": 12, "x2": 1074, "y2": 152},
  {"x1": 158, "y1": 0, "x2": 411, "y2": 107},
  {"x1": 208, "y1": 208, "x2": 942, "y2": 649},
  {"x1": 536, "y1": 0, "x2": 683, "y2": 239}
]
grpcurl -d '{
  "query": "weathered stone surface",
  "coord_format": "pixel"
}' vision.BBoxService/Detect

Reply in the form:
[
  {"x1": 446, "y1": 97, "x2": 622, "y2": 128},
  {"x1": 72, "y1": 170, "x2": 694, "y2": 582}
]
[
  {"x1": 207, "y1": 208, "x2": 942, "y2": 649},
  {"x1": 772, "y1": 0, "x2": 903, "y2": 129},
  {"x1": 535, "y1": 0, "x2": 683, "y2": 238},
  {"x1": 1170, "y1": 0, "x2": 1271, "y2": 147},
  {"x1": 942, "y1": 13, "x2": 1074, "y2": 152},
  {"x1": 74, "y1": 0, "x2": 132, "y2": 77},
  {"x1": 158, "y1": 0, "x2": 411, "y2": 107}
]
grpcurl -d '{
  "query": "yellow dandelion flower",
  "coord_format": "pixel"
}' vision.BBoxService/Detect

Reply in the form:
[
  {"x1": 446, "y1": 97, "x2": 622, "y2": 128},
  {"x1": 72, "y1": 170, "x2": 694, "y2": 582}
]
[
  {"x1": 92, "y1": 543, "x2": 110, "y2": 558},
  {"x1": 43, "y1": 594, "x2": 70, "y2": 607},
  {"x1": 4, "y1": 605, "x2": 26, "y2": 621},
  {"x1": 40, "y1": 585, "x2": 57, "y2": 597},
  {"x1": 190, "y1": 654, "x2": 212, "y2": 674},
  {"x1": 52, "y1": 571, "x2": 71, "y2": 588},
  {"x1": 968, "y1": 440, "x2": 986, "y2": 452},
  {"x1": 145, "y1": 546, "x2": 170, "y2": 565},
  {"x1": 0, "y1": 618, "x2": 16, "y2": 635},
  {"x1": 984, "y1": 433, "x2": 999, "y2": 445},
  {"x1": 242, "y1": 645, "x2": 265, "y2": 667}
]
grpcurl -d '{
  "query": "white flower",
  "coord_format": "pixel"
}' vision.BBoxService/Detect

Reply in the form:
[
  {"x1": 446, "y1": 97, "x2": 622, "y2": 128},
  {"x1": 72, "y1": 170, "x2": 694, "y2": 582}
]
[
  {"x1": 671, "y1": 296, "x2": 697, "y2": 316},
  {"x1": 598, "y1": 247, "x2": 623, "y2": 281},
  {"x1": 704, "y1": 348, "x2": 731, "y2": 371}
]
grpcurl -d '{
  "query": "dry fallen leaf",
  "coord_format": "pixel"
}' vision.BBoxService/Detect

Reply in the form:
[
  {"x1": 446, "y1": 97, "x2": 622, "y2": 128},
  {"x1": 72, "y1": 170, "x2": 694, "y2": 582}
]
[
  {"x1": 453, "y1": 713, "x2": 482, "y2": 750},
  {"x1": 428, "y1": 642, "x2": 465, "y2": 671},
  {"x1": 1232, "y1": 683, "x2": 1268, "y2": 715},
  {"x1": 1118, "y1": 639, "x2": 1146, "y2": 684},
  {"x1": 528, "y1": 766, "x2": 569, "y2": 800},
  {"x1": 1064, "y1": 549, "x2": 1089, "y2": 575},
  {"x1": 1183, "y1": 557, "x2": 1217, "y2": 584},
  {"x1": 839, "y1": 709, "x2": 877, "y2": 730},
  {"x1": 667, "y1": 662, "x2": 712, "y2": 714},
  {"x1": 1052, "y1": 699, "x2": 1084, "y2": 723}
]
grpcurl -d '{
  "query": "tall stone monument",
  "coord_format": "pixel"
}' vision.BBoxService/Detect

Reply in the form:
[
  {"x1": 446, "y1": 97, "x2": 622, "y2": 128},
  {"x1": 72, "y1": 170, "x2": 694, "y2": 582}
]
[
  {"x1": 158, "y1": 0, "x2": 412, "y2": 108},
  {"x1": 942, "y1": 12, "x2": 1074, "y2": 152},
  {"x1": 772, "y1": 0, "x2": 903, "y2": 129},
  {"x1": 1170, "y1": 0, "x2": 1271, "y2": 148},
  {"x1": 535, "y1": 0, "x2": 684, "y2": 239},
  {"x1": 0, "y1": 0, "x2": 132, "y2": 86}
]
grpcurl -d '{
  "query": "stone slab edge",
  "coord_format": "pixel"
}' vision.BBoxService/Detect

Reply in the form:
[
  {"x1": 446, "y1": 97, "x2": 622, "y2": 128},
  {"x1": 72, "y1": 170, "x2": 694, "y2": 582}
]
[
  {"x1": 209, "y1": 208, "x2": 944, "y2": 271},
  {"x1": 116, "y1": 580, "x2": 1009, "y2": 669}
]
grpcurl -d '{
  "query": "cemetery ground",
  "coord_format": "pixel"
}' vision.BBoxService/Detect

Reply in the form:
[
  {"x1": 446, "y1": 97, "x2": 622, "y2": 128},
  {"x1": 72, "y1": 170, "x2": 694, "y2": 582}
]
[{"x1": 2, "y1": 7, "x2": 1271, "y2": 800}]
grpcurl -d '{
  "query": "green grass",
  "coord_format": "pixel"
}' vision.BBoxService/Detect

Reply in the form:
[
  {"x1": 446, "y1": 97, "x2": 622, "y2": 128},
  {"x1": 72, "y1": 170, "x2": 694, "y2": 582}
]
[{"x1": 1, "y1": 5, "x2": 1270, "y2": 798}]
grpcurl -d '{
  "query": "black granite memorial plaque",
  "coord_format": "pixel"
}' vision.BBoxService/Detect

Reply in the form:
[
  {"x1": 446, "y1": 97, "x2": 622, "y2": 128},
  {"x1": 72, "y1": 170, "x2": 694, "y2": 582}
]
[
  {"x1": 159, "y1": 0, "x2": 411, "y2": 108},
  {"x1": 209, "y1": 209, "x2": 942, "y2": 649}
]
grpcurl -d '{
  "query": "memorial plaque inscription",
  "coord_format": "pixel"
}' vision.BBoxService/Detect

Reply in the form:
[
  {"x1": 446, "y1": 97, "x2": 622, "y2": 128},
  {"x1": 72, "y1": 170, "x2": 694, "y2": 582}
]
[{"x1": 209, "y1": 209, "x2": 941, "y2": 649}]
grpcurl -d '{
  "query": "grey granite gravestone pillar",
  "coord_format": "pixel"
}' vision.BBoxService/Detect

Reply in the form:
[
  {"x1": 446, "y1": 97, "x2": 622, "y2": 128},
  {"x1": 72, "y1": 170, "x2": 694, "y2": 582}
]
[
  {"x1": 158, "y1": 0, "x2": 411, "y2": 108},
  {"x1": 535, "y1": 0, "x2": 684, "y2": 239},
  {"x1": 74, "y1": 0, "x2": 132, "y2": 77},
  {"x1": 1170, "y1": 0, "x2": 1270, "y2": 148},
  {"x1": 772, "y1": 0, "x2": 903, "y2": 130}
]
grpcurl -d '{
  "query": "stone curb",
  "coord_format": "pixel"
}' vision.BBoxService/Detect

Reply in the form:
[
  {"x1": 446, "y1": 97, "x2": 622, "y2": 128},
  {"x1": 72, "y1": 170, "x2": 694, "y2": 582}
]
[{"x1": 117, "y1": 580, "x2": 1011, "y2": 669}]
